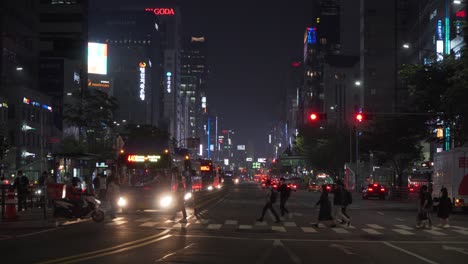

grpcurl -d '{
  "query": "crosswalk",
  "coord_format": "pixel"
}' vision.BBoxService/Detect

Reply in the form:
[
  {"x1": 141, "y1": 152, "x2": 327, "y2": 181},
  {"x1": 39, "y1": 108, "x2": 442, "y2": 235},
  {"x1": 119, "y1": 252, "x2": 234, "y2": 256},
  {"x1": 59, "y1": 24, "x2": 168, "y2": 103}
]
[{"x1": 104, "y1": 217, "x2": 468, "y2": 236}]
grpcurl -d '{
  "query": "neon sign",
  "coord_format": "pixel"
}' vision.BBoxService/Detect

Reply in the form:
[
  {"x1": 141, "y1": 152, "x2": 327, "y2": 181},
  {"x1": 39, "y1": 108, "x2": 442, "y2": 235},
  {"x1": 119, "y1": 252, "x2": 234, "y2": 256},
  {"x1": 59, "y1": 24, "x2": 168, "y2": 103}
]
[
  {"x1": 127, "y1": 155, "x2": 161, "y2": 163},
  {"x1": 436, "y1": 19, "x2": 443, "y2": 40},
  {"x1": 307, "y1": 27, "x2": 317, "y2": 44},
  {"x1": 200, "y1": 165, "x2": 211, "y2": 171},
  {"x1": 166, "y1": 71, "x2": 172, "y2": 93},
  {"x1": 139, "y1": 62, "x2": 146, "y2": 100},
  {"x1": 145, "y1": 8, "x2": 175, "y2": 16},
  {"x1": 23, "y1": 97, "x2": 52, "y2": 112},
  {"x1": 456, "y1": 10, "x2": 466, "y2": 18}
]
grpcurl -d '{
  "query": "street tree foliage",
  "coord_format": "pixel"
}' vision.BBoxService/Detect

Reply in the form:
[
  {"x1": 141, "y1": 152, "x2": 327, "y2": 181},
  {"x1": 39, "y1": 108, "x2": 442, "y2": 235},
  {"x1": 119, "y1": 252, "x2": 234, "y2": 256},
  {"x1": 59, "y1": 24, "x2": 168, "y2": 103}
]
[
  {"x1": 294, "y1": 125, "x2": 349, "y2": 176},
  {"x1": 400, "y1": 43, "x2": 468, "y2": 146},
  {"x1": 63, "y1": 89, "x2": 118, "y2": 157},
  {"x1": 358, "y1": 116, "x2": 427, "y2": 186}
]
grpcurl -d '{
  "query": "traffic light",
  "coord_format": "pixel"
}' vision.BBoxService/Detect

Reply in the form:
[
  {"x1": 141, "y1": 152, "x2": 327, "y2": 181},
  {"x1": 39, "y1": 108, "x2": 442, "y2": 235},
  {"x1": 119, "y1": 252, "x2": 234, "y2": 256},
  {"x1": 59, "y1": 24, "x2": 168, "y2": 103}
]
[
  {"x1": 355, "y1": 113, "x2": 364, "y2": 123},
  {"x1": 309, "y1": 112, "x2": 327, "y2": 122}
]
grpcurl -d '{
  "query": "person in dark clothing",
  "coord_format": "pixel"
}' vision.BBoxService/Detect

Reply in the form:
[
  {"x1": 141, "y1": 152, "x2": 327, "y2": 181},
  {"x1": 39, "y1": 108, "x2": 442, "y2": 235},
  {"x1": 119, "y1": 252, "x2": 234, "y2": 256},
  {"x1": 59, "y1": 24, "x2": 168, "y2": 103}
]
[
  {"x1": 14, "y1": 171, "x2": 29, "y2": 211},
  {"x1": 278, "y1": 178, "x2": 291, "y2": 217},
  {"x1": 171, "y1": 181, "x2": 188, "y2": 223},
  {"x1": 332, "y1": 182, "x2": 350, "y2": 226},
  {"x1": 257, "y1": 179, "x2": 280, "y2": 223},
  {"x1": 416, "y1": 185, "x2": 433, "y2": 228},
  {"x1": 312, "y1": 185, "x2": 336, "y2": 228},
  {"x1": 341, "y1": 187, "x2": 352, "y2": 224},
  {"x1": 437, "y1": 187, "x2": 452, "y2": 228}
]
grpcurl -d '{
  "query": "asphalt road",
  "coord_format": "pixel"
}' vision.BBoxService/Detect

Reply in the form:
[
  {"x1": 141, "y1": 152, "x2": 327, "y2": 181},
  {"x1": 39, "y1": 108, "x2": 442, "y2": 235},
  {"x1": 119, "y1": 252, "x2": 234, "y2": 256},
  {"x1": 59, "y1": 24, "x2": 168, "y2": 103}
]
[{"x1": 1, "y1": 181, "x2": 468, "y2": 264}]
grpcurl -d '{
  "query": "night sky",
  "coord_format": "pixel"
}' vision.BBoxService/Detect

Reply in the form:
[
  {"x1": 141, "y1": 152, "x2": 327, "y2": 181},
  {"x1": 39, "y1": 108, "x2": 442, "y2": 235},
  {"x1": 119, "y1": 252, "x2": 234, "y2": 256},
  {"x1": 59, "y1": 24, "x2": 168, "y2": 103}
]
[{"x1": 178, "y1": 0, "x2": 315, "y2": 155}]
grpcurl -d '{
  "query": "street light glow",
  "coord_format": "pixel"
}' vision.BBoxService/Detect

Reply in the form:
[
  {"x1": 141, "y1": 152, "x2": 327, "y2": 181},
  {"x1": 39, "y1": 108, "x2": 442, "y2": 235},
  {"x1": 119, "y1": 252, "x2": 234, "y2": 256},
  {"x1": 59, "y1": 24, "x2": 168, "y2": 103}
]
[
  {"x1": 355, "y1": 81, "x2": 361, "y2": 86},
  {"x1": 16, "y1": 67, "x2": 23, "y2": 71},
  {"x1": 402, "y1": 43, "x2": 410, "y2": 49},
  {"x1": 454, "y1": 0, "x2": 461, "y2": 4}
]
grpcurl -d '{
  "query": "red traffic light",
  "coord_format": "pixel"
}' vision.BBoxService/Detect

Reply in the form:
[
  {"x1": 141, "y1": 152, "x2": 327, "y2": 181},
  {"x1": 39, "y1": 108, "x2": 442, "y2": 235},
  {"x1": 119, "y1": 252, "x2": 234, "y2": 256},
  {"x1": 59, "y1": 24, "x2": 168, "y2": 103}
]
[
  {"x1": 355, "y1": 113, "x2": 364, "y2": 122},
  {"x1": 310, "y1": 113, "x2": 318, "y2": 121}
]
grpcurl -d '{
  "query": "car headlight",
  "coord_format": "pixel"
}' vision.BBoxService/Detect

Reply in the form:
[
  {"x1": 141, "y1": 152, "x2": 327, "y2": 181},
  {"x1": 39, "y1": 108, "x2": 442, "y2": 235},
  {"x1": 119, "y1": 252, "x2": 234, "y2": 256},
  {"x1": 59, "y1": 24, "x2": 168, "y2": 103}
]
[
  {"x1": 117, "y1": 197, "x2": 127, "y2": 207},
  {"x1": 160, "y1": 195, "x2": 173, "y2": 207},
  {"x1": 184, "y1": 192, "x2": 192, "y2": 201},
  {"x1": 37, "y1": 189, "x2": 42, "y2": 195},
  {"x1": 216, "y1": 185, "x2": 222, "y2": 189},
  {"x1": 234, "y1": 179, "x2": 239, "y2": 184},
  {"x1": 207, "y1": 185, "x2": 213, "y2": 191}
]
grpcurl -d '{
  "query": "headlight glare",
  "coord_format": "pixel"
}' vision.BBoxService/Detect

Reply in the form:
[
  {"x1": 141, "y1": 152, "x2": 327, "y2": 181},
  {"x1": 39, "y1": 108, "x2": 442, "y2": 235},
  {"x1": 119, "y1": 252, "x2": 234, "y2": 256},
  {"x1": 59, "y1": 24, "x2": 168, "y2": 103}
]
[
  {"x1": 117, "y1": 197, "x2": 127, "y2": 207},
  {"x1": 184, "y1": 192, "x2": 192, "y2": 200},
  {"x1": 160, "y1": 195, "x2": 173, "y2": 207}
]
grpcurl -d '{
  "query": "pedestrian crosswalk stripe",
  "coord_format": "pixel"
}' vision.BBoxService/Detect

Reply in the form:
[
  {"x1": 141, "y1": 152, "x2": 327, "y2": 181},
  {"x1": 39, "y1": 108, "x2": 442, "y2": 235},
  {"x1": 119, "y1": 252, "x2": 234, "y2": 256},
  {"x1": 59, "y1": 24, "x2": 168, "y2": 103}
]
[
  {"x1": 135, "y1": 218, "x2": 152, "y2": 222},
  {"x1": 194, "y1": 219, "x2": 209, "y2": 224},
  {"x1": 362, "y1": 228, "x2": 382, "y2": 235},
  {"x1": 272, "y1": 226, "x2": 286, "y2": 232},
  {"x1": 239, "y1": 225, "x2": 252, "y2": 230},
  {"x1": 284, "y1": 222, "x2": 296, "y2": 227},
  {"x1": 172, "y1": 223, "x2": 189, "y2": 228},
  {"x1": 453, "y1": 230, "x2": 468, "y2": 235},
  {"x1": 207, "y1": 224, "x2": 222, "y2": 230},
  {"x1": 392, "y1": 229, "x2": 414, "y2": 235},
  {"x1": 431, "y1": 226, "x2": 443, "y2": 231},
  {"x1": 139, "y1": 222, "x2": 158, "y2": 227},
  {"x1": 339, "y1": 224, "x2": 356, "y2": 229},
  {"x1": 367, "y1": 224, "x2": 385, "y2": 229},
  {"x1": 332, "y1": 228, "x2": 349, "y2": 234},
  {"x1": 423, "y1": 230, "x2": 446, "y2": 236},
  {"x1": 106, "y1": 221, "x2": 127, "y2": 226},
  {"x1": 452, "y1": 225, "x2": 468, "y2": 231},
  {"x1": 301, "y1": 227, "x2": 317, "y2": 233},
  {"x1": 255, "y1": 221, "x2": 268, "y2": 226},
  {"x1": 394, "y1": 225, "x2": 414, "y2": 230},
  {"x1": 225, "y1": 220, "x2": 237, "y2": 225}
]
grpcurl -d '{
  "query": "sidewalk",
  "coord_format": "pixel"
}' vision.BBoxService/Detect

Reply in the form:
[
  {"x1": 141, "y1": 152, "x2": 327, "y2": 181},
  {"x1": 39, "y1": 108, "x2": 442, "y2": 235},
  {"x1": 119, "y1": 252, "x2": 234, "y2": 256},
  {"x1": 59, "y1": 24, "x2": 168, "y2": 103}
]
[{"x1": 0, "y1": 207, "x2": 62, "y2": 230}]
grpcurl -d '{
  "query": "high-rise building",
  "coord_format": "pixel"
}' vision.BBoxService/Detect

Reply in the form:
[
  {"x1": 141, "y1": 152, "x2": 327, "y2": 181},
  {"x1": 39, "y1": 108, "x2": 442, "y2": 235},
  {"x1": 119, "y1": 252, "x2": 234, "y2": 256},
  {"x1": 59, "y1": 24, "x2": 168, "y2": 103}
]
[{"x1": 180, "y1": 36, "x2": 208, "y2": 146}]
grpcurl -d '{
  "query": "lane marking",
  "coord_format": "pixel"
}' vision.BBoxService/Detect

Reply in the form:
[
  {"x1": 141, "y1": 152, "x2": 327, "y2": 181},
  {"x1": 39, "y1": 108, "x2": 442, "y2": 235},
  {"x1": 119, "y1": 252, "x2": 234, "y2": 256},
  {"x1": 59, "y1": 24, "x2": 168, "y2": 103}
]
[
  {"x1": 255, "y1": 221, "x2": 268, "y2": 226},
  {"x1": 284, "y1": 222, "x2": 297, "y2": 227},
  {"x1": 394, "y1": 225, "x2": 414, "y2": 230},
  {"x1": 392, "y1": 229, "x2": 414, "y2": 235},
  {"x1": 451, "y1": 225, "x2": 468, "y2": 231},
  {"x1": 395, "y1": 218, "x2": 405, "y2": 221},
  {"x1": 139, "y1": 222, "x2": 159, "y2": 227},
  {"x1": 367, "y1": 224, "x2": 385, "y2": 229},
  {"x1": 301, "y1": 227, "x2": 317, "y2": 233},
  {"x1": 423, "y1": 230, "x2": 446, "y2": 236},
  {"x1": 225, "y1": 220, "x2": 237, "y2": 225},
  {"x1": 155, "y1": 243, "x2": 196, "y2": 262},
  {"x1": 37, "y1": 230, "x2": 171, "y2": 264},
  {"x1": 272, "y1": 226, "x2": 286, "y2": 232},
  {"x1": 16, "y1": 228, "x2": 61, "y2": 238},
  {"x1": 273, "y1": 240, "x2": 302, "y2": 264},
  {"x1": 331, "y1": 228, "x2": 349, "y2": 234},
  {"x1": 362, "y1": 229, "x2": 382, "y2": 235},
  {"x1": 206, "y1": 224, "x2": 222, "y2": 230},
  {"x1": 106, "y1": 221, "x2": 127, "y2": 226},
  {"x1": 239, "y1": 225, "x2": 252, "y2": 230},
  {"x1": 377, "y1": 212, "x2": 384, "y2": 215},
  {"x1": 453, "y1": 230, "x2": 468, "y2": 235},
  {"x1": 382, "y1": 242, "x2": 439, "y2": 264}
]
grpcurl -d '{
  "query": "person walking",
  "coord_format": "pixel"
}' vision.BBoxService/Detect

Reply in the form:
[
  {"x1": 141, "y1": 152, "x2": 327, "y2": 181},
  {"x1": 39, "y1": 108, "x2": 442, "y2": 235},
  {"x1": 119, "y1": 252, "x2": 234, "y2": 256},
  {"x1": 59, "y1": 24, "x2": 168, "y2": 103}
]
[
  {"x1": 341, "y1": 184, "x2": 352, "y2": 225},
  {"x1": 332, "y1": 181, "x2": 351, "y2": 226},
  {"x1": 437, "y1": 187, "x2": 452, "y2": 228},
  {"x1": 278, "y1": 178, "x2": 291, "y2": 217},
  {"x1": 172, "y1": 180, "x2": 188, "y2": 223},
  {"x1": 416, "y1": 185, "x2": 433, "y2": 228},
  {"x1": 14, "y1": 171, "x2": 29, "y2": 211},
  {"x1": 106, "y1": 177, "x2": 120, "y2": 219},
  {"x1": 256, "y1": 179, "x2": 281, "y2": 223},
  {"x1": 312, "y1": 185, "x2": 335, "y2": 228}
]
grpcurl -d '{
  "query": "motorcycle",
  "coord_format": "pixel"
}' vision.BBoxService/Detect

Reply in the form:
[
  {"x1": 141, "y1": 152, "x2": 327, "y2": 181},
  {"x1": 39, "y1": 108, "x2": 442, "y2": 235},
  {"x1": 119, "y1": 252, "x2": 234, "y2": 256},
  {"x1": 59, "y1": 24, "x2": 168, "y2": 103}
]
[{"x1": 53, "y1": 194, "x2": 105, "y2": 223}]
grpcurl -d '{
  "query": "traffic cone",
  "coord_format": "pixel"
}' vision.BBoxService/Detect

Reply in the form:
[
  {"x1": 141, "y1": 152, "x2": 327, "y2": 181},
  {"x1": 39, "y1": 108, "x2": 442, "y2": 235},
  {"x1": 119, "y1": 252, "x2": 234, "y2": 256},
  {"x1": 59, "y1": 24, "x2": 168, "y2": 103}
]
[{"x1": 5, "y1": 189, "x2": 17, "y2": 220}]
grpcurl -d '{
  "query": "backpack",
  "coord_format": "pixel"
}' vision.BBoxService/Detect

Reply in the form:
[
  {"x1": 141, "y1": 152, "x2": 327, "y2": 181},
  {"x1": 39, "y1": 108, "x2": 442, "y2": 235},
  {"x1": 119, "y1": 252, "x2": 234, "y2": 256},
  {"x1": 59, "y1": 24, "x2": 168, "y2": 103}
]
[{"x1": 270, "y1": 189, "x2": 278, "y2": 203}]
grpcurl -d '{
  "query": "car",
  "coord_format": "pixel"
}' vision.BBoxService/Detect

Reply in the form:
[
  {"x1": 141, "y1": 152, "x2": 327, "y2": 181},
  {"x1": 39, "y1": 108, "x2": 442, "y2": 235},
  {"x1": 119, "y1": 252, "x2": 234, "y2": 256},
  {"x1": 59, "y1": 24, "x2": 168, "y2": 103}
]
[
  {"x1": 362, "y1": 183, "x2": 387, "y2": 200},
  {"x1": 308, "y1": 182, "x2": 321, "y2": 192}
]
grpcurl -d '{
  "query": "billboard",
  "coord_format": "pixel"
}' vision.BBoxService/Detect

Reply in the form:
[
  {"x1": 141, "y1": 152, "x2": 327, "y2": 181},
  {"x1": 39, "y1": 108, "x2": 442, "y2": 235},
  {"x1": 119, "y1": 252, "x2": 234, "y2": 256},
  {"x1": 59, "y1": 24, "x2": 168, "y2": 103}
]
[
  {"x1": 237, "y1": 145, "x2": 245, "y2": 151},
  {"x1": 88, "y1": 42, "x2": 108, "y2": 75}
]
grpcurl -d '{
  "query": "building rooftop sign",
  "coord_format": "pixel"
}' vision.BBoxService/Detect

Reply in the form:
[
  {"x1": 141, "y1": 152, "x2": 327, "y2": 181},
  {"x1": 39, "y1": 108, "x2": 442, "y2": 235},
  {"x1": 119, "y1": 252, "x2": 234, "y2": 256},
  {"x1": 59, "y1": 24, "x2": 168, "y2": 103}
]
[{"x1": 145, "y1": 8, "x2": 175, "y2": 16}]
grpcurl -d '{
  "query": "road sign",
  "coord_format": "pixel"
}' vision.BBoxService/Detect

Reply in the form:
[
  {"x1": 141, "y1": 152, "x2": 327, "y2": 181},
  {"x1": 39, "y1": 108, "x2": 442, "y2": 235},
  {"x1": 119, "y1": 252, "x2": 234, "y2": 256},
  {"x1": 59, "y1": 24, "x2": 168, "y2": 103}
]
[{"x1": 252, "y1": 162, "x2": 260, "y2": 169}]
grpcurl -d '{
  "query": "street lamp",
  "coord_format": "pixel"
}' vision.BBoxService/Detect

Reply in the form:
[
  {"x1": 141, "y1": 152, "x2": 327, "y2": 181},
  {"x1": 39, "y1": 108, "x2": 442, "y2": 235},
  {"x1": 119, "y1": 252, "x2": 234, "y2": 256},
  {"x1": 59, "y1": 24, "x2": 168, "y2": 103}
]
[
  {"x1": 354, "y1": 80, "x2": 361, "y2": 86},
  {"x1": 454, "y1": 0, "x2": 462, "y2": 4}
]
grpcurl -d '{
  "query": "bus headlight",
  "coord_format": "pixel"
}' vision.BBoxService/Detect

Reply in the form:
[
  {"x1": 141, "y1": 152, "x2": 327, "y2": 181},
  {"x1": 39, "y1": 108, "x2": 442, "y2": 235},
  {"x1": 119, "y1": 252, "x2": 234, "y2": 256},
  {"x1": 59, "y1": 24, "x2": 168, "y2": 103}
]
[
  {"x1": 234, "y1": 178, "x2": 239, "y2": 184},
  {"x1": 160, "y1": 195, "x2": 173, "y2": 207},
  {"x1": 117, "y1": 197, "x2": 127, "y2": 207},
  {"x1": 184, "y1": 192, "x2": 192, "y2": 201},
  {"x1": 207, "y1": 185, "x2": 213, "y2": 191}
]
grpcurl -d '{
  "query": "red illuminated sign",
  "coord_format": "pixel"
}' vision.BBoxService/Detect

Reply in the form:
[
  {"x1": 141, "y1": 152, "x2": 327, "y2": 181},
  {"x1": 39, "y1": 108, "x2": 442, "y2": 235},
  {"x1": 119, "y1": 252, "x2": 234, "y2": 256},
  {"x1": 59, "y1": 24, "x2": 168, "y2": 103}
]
[
  {"x1": 291, "y1": 61, "x2": 301, "y2": 67},
  {"x1": 145, "y1": 8, "x2": 175, "y2": 16},
  {"x1": 456, "y1": 10, "x2": 466, "y2": 18}
]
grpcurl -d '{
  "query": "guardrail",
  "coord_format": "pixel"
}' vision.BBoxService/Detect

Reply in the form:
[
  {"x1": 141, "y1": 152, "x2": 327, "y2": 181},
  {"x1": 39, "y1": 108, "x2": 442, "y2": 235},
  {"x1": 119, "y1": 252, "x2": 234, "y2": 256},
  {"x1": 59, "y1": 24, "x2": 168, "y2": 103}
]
[{"x1": 1, "y1": 184, "x2": 48, "y2": 220}]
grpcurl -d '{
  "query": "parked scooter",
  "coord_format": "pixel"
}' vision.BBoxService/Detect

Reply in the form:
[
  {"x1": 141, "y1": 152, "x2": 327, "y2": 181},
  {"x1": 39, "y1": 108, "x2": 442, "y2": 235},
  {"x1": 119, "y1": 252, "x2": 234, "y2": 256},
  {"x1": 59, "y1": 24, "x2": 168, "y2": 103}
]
[{"x1": 53, "y1": 194, "x2": 105, "y2": 223}]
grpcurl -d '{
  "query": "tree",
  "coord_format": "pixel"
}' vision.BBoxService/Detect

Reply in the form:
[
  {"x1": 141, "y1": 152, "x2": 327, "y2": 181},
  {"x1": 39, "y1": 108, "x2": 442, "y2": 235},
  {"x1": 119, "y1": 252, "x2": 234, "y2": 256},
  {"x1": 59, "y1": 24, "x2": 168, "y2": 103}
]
[
  {"x1": 63, "y1": 89, "x2": 118, "y2": 157},
  {"x1": 359, "y1": 115, "x2": 427, "y2": 187}
]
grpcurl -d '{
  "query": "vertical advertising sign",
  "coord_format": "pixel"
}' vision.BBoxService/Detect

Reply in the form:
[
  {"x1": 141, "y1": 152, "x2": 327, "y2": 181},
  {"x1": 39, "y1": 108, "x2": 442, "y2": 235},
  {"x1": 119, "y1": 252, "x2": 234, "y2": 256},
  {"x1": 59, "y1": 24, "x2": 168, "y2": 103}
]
[
  {"x1": 88, "y1": 43, "x2": 108, "y2": 75},
  {"x1": 436, "y1": 19, "x2": 443, "y2": 61},
  {"x1": 139, "y1": 62, "x2": 146, "y2": 100},
  {"x1": 166, "y1": 72, "x2": 172, "y2": 93}
]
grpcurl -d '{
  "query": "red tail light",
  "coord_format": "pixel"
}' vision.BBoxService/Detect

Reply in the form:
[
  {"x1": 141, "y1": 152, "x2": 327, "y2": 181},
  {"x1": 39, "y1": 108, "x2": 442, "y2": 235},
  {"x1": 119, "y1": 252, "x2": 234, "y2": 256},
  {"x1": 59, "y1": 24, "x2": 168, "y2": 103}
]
[
  {"x1": 273, "y1": 184, "x2": 277, "y2": 188},
  {"x1": 410, "y1": 188, "x2": 414, "y2": 192},
  {"x1": 326, "y1": 186, "x2": 331, "y2": 190},
  {"x1": 368, "y1": 188, "x2": 373, "y2": 192},
  {"x1": 373, "y1": 184, "x2": 378, "y2": 187},
  {"x1": 380, "y1": 188, "x2": 385, "y2": 192},
  {"x1": 262, "y1": 183, "x2": 266, "y2": 187}
]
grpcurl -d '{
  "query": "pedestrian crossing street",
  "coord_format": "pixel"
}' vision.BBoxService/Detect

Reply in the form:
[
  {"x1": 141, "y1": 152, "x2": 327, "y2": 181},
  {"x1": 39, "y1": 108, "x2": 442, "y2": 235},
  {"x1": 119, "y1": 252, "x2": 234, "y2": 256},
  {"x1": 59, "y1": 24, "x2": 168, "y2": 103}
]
[{"x1": 105, "y1": 217, "x2": 468, "y2": 236}]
